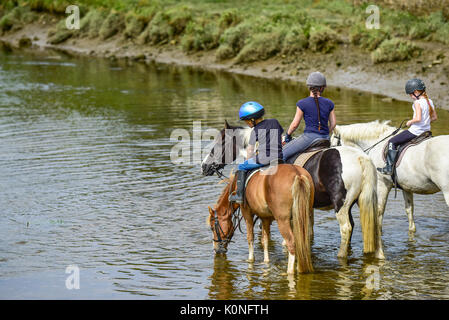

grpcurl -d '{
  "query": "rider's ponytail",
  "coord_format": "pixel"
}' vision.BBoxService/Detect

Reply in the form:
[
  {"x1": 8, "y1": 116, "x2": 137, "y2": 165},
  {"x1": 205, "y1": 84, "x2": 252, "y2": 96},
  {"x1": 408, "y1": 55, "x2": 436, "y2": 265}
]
[
  {"x1": 310, "y1": 87, "x2": 322, "y2": 131},
  {"x1": 420, "y1": 91, "x2": 435, "y2": 119}
]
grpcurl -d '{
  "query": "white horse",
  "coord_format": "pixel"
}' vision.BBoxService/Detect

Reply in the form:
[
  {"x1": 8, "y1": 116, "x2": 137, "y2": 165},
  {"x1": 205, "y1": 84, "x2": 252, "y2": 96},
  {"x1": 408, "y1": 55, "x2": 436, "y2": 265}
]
[
  {"x1": 331, "y1": 120, "x2": 449, "y2": 234},
  {"x1": 202, "y1": 122, "x2": 384, "y2": 259}
]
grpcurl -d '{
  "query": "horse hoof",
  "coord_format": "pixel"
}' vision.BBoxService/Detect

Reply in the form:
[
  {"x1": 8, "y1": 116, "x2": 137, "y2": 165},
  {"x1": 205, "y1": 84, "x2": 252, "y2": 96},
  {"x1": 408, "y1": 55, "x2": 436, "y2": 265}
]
[
  {"x1": 375, "y1": 250, "x2": 385, "y2": 260},
  {"x1": 337, "y1": 251, "x2": 348, "y2": 259}
]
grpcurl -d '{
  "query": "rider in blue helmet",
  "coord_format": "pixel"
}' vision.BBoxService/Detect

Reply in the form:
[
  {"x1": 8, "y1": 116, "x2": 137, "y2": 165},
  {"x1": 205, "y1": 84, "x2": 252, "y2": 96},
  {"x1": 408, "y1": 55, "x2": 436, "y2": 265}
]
[
  {"x1": 229, "y1": 102, "x2": 284, "y2": 204},
  {"x1": 239, "y1": 101, "x2": 265, "y2": 121}
]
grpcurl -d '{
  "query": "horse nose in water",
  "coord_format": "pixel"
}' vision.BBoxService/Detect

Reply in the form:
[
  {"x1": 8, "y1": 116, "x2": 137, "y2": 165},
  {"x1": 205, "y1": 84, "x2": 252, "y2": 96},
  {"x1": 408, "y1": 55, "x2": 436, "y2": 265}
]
[{"x1": 215, "y1": 245, "x2": 227, "y2": 254}]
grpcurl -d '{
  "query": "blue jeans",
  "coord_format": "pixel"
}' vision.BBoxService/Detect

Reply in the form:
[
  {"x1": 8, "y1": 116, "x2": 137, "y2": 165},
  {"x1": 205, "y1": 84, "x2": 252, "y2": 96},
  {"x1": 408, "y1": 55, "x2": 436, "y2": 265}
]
[
  {"x1": 238, "y1": 157, "x2": 265, "y2": 171},
  {"x1": 282, "y1": 132, "x2": 329, "y2": 161}
]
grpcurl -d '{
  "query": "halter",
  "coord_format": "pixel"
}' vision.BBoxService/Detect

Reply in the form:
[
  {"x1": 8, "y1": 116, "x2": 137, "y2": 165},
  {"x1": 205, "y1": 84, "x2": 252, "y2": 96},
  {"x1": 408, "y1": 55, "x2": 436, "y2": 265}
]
[{"x1": 211, "y1": 202, "x2": 243, "y2": 247}]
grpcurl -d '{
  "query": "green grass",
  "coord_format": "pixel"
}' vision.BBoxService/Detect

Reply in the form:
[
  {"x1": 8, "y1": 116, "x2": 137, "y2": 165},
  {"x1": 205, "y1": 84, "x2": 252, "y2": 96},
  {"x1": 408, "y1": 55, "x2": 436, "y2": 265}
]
[
  {"x1": 1, "y1": 0, "x2": 446, "y2": 63},
  {"x1": 371, "y1": 38, "x2": 422, "y2": 63}
]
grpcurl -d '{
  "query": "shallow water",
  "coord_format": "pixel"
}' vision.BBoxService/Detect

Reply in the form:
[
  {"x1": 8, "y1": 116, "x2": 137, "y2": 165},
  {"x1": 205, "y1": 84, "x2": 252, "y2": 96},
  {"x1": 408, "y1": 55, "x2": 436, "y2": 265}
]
[{"x1": 0, "y1": 48, "x2": 448, "y2": 300}]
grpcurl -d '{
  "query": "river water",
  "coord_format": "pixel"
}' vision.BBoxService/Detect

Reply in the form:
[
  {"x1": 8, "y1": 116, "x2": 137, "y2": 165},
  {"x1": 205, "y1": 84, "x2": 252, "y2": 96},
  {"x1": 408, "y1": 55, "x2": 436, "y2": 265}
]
[{"x1": 0, "y1": 47, "x2": 448, "y2": 300}]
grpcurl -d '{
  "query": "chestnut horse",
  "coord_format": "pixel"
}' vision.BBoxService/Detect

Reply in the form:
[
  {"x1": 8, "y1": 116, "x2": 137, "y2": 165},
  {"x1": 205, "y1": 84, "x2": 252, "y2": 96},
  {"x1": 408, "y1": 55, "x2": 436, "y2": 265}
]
[
  {"x1": 202, "y1": 122, "x2": 382, "y2": 259},
  {"x1": 207, "y1": 164, "x2": 315, "y2": 274}
]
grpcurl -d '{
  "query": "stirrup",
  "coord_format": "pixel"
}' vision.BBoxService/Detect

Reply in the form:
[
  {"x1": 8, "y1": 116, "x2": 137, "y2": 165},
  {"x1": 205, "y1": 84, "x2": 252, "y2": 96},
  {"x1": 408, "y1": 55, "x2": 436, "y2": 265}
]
[
  {"x1": 377, "y1": 166, "x2": 392, "y2": 175},
  {"x1": 229, "y1": 192, "x2": 243, "y2": 204}
]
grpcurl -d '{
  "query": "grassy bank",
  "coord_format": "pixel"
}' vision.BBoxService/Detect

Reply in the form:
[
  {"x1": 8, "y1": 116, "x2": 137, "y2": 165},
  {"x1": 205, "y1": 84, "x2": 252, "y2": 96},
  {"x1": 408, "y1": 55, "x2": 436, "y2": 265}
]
[{"x1": 0, "y1": 0, "x2": 448, "y2": 64}]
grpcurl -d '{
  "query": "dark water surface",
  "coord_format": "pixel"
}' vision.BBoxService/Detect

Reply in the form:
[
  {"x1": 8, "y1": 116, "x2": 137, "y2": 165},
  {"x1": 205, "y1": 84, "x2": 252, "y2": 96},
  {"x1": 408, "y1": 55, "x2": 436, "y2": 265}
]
[{"x1": 0, "y1": 48, "x2": 448, "y2": 299}]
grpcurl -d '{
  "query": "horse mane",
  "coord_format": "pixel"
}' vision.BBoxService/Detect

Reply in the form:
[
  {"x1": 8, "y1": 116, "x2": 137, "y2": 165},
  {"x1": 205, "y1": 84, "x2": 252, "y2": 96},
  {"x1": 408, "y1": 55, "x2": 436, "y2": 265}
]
[
  {"x1": 337, "y1": 120, "x2": 395, "y2": 141},
  {"x1": 215, "y1": 172, "x2": 236, "y2": 207}
]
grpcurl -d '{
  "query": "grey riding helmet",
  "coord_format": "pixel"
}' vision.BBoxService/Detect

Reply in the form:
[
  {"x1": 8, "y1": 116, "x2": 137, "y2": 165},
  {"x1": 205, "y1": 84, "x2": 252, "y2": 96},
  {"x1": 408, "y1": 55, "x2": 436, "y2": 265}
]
[
  {"x1": 306, "y1": 71, "x2": 327, "y2": 88},
  {"x1": 405, "y1": 78, "x2": 426, "y2": 94}
]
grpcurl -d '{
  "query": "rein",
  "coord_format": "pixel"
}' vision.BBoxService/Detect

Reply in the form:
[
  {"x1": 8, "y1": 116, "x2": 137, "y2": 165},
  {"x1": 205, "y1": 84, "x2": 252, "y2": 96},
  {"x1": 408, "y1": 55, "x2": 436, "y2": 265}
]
[
  {"x1": 362, "y1": 119, "x2": 408, "y2": 153},
  {"x1": 335, "y1": 120, "x2": 408, "y2": 152},
  {"x1": 212, "y1": 165, "x2": 229, "y2": 180}
]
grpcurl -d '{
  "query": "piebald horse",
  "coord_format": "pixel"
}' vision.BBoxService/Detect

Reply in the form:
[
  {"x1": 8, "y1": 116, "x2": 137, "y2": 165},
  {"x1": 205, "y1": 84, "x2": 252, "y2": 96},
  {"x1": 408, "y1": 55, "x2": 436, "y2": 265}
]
[
  {"x1": 202, "y1": 121, "x2": 383, "y2": 259},
  {"x1": 207, "y1": 164, "x2": 315, "y2": 274},
  {"x1": 331, "y1": 120, "x2": 449, "y2": 233}
]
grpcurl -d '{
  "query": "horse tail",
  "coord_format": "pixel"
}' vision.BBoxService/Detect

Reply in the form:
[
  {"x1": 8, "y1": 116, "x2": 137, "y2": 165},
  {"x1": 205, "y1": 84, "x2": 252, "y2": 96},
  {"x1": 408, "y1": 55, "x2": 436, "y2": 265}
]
[
  {"x1": 291, "y1": 174, "x2": 314, "y2": 273},
  {"x1": 358, "y1": 156, "x2": 378, "y2": 253}
]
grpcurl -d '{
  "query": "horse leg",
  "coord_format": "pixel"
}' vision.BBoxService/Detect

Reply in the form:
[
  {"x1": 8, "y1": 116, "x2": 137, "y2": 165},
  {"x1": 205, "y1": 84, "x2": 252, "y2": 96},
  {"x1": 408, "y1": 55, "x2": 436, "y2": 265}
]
[
  {"x1": 402, "y1": 191, "x2": 416, "y2": 232},
  {"x1": 261, "y1": 219, "x2": 272, "y2": 263},
  {"x1": 243, "y1": 212, "x2": 255, "y2": 262},
  {"x1": 277, "y1": 218, "x2": 296, "y2": 274},
  {"x1": 444, "y1": 188, "x2": 449, "y2": 208},
  {"x1": 335, "y1": 205, "x2": 353, "y2": 259},
  {"x1": 310, "y1": 208, "x2": 315, "y2": 242},
  {"x1": 374, "y1": 181, "x2": 390, "y2": 259},
  {"x1": 348, "y1": 206, "x2": 355, "y2": 244}
]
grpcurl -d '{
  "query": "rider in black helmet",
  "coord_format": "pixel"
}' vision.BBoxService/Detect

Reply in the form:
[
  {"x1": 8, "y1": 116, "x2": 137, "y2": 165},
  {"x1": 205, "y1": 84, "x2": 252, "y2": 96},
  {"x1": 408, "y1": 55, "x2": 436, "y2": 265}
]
[{"x1": 378, "y1": 78, "x2": 438, "y2": 175}]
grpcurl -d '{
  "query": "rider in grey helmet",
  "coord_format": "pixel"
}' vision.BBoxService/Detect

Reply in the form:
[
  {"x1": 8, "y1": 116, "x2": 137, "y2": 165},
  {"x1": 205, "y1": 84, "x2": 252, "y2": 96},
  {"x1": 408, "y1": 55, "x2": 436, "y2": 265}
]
[{"x1": 282, "y1": 71, "x2": 337, "y2": 162}]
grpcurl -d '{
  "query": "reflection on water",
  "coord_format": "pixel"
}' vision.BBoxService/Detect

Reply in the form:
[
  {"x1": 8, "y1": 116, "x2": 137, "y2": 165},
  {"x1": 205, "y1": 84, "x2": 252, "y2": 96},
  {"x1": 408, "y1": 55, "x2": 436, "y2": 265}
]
[{"x1": 0, "y1": 46, "x2": 448, "y2": 299}]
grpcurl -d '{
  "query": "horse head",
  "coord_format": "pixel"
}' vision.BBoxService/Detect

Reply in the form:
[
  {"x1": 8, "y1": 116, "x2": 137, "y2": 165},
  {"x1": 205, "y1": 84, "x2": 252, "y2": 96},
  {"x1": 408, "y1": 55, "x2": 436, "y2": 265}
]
[
  {"x1": 206, "y1": 180, "x2": 240, "y2": 254},
  {"x1": 201, "y1": 120, "x2": 249, "y2": 176}
]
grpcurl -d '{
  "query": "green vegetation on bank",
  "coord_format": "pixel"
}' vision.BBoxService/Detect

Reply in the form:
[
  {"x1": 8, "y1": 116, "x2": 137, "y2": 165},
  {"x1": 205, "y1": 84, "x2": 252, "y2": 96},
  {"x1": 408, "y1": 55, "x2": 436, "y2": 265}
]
[{"x1": 1, "y1": 0, "x2": 448, "y2": 64}]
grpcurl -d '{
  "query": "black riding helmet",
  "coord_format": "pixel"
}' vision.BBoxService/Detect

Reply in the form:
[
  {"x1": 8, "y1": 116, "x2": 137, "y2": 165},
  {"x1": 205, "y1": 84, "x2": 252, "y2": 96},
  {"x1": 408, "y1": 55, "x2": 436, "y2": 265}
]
[{"x1": 405, "y1": 78, "x2": 426, "y2": 95}]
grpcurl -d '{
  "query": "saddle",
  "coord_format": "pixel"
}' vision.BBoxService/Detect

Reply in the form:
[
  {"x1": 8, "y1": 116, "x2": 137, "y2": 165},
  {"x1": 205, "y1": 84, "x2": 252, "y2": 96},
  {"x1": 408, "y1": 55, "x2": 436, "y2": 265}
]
[
  {"x1": 244, "y1": 159, "x2": 284, "y2": 187},
  {"x1": 382, "y1": 131, "x2": 433, "y2": 169},
  {"x1": 286, "y1": 139, "x2": 330, "y2": 166}
]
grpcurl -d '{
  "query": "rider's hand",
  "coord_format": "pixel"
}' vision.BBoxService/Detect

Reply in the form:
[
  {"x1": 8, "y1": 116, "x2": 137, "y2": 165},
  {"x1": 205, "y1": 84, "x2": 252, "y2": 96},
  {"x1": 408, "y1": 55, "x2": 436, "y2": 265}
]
[{"x1": 284, "y1": 134, "x2": 292, "y2": 144}]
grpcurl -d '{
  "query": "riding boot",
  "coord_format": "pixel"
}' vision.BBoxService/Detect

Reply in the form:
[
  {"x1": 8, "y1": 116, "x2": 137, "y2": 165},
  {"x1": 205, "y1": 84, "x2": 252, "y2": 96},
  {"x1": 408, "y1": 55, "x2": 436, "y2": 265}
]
[
  {"x1": 377, "y1": 149, "x2": 398, "y2": 175},
  {"x1": 229, "y1": 170, "x2": 247, "y2": 204}
]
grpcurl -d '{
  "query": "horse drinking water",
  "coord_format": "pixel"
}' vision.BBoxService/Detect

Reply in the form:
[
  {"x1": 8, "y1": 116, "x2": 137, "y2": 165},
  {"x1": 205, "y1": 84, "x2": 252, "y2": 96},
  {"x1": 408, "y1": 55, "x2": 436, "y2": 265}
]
[
  {"x1": 207, "y1": 164, "x2": 315, "y2": 274},
  {"x1": 202, "y1": 121, "x2": 383, "y2": 259}
]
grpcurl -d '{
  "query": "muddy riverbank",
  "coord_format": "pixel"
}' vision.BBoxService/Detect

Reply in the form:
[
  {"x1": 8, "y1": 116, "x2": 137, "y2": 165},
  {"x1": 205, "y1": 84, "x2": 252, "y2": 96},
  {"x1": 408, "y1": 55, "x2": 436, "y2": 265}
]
[{"x1": 1, "y1": 15, "x2": 448, "y2": 110}]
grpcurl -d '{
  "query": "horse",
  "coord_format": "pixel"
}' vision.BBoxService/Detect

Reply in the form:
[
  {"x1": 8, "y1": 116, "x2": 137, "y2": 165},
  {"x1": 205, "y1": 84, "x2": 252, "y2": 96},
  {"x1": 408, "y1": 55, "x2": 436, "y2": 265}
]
[
  {"x1": 331, "y1": 120, "x2": 449, "y2": 234},
  {"x1": 202, "y1": 121, "x2": 383, "y2": 259},
  {"x1": 206, "y1": 164, "x2": 315, "y2": 274}
]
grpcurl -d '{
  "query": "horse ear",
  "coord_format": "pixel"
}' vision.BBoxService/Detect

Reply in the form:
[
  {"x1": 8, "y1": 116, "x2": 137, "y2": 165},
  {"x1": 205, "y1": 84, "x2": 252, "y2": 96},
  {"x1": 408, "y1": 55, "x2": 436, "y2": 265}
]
[
  {"x1": 208, "y1": 206, "x2": 214, "y2": 216},
  {"x1": 224, "y1": 120, "x2": 230, "y2": 129}
]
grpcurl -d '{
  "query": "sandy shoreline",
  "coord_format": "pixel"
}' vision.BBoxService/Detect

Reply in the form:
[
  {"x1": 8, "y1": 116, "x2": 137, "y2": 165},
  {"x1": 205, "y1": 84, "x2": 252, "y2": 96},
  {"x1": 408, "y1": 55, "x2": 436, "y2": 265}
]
[{"x1": 1, "y1": 21, "x2": 449, "y2": 110}]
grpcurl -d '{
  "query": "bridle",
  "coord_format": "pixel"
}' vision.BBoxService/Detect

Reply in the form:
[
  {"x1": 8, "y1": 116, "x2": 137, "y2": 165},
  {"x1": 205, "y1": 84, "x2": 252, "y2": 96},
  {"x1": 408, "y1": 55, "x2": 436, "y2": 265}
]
[{"x1": 211, "y1": 203, "x2": 243, "y2": 248}]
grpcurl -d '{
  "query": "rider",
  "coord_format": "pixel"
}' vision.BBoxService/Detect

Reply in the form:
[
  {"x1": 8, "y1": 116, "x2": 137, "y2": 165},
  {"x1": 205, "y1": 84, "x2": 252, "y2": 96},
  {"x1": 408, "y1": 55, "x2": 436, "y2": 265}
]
[
  {"x1": 229, "y1": 101, "x2": 284, "y2": 204},
  {"x1": 282, "y1": 71, "x2": 337, "y2": 162},
  {"x1": 378, "y1": 78, "x2": 438, "y2": 175}
]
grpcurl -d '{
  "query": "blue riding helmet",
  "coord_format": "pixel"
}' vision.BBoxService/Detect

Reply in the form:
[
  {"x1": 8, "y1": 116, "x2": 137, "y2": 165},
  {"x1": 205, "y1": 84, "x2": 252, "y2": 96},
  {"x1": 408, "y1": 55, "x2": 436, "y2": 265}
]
[{"x1": 239, "y1": 101, "x2": 265, "y2": 120}]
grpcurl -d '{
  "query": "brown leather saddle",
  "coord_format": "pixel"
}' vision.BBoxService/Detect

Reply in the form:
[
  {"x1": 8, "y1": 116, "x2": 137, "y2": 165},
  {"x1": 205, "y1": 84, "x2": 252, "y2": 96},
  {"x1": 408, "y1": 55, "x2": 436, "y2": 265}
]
[
  {"x1": 382, "y1": 131, "x2": 433, "y2": 168},
  {"x1": 286, "y1": 139, "x2": 330, "y2": 165}
]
